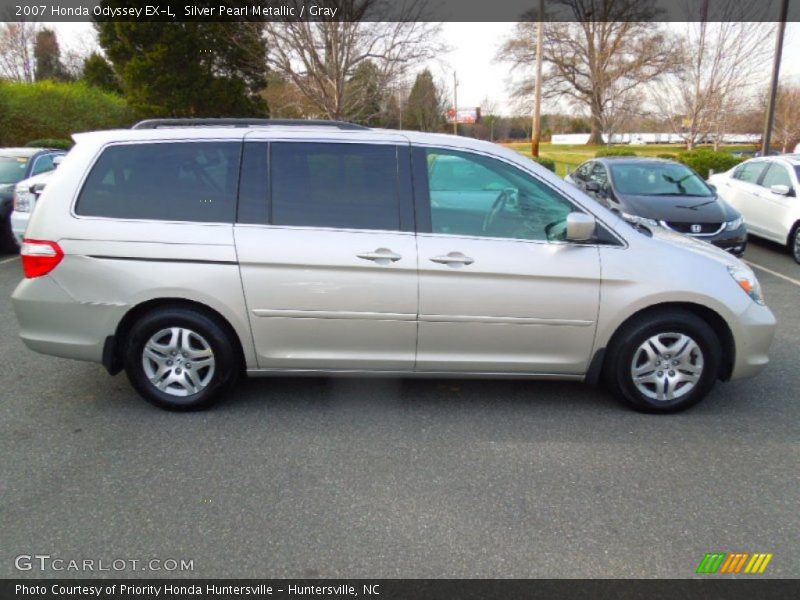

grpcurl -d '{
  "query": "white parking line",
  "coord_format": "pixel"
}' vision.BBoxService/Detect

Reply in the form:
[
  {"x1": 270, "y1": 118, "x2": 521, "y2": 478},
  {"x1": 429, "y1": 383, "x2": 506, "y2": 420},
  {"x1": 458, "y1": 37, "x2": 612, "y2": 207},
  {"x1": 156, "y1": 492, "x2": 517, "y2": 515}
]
[
  {"x1": 0, "y1": 256, "x2": 19, "y2": 265},
  {"x1": 746, "y1": 261, "x2": 800, "y2": 288}
]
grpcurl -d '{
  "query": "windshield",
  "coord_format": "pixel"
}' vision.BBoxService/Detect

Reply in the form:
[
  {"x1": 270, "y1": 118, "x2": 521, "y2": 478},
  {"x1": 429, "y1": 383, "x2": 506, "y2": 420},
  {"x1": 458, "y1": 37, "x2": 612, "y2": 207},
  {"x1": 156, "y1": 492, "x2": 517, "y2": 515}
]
[
  {"x1": 0, "y1": 156, "x2": 29, "y2": 185},
  {"x1": 610, "y1": 162, "x2": 713, "y2": 197}
]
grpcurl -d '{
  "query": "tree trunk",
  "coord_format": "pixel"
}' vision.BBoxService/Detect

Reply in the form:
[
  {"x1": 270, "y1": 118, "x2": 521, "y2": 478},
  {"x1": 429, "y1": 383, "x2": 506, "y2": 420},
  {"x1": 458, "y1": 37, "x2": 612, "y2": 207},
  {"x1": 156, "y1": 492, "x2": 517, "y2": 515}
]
[{"x1": 587, "y1": 114, "x2": 604, "y2": 145}]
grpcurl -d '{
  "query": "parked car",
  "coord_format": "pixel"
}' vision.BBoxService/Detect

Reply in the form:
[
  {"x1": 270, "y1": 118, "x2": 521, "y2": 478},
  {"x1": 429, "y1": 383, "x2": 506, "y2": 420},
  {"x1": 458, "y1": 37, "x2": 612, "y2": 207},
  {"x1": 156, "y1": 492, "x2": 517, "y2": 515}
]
[
  {"x1": 566, "y1": 157, "x2": 747, "y2": 256},
  {"x1": 708, "y1": 155, "x2": 800, "y2": 264},
  {"x1": 730, "y1": 149, "x2": 781, "y2": 159},
  {"x1": 12, "y1": 119, "x2": 775, "y2": 413},
  {"x1": 0, "y1": 147, "x2": 66, "y2": 252},
  {"x1": 11, "y1": 158, "x2": 63, "y2": 246}
]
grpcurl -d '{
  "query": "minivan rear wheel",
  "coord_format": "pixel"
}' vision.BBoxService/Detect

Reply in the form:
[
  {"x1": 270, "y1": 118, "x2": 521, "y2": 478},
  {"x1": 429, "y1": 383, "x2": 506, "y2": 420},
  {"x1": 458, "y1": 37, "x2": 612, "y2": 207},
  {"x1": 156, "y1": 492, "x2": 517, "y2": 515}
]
[
  {"x1": 606, "y1": 310, "x2": 721, "y2": 413},
  {"x1": 123, "y1": 307, "x2": 239, "y2": 411}
]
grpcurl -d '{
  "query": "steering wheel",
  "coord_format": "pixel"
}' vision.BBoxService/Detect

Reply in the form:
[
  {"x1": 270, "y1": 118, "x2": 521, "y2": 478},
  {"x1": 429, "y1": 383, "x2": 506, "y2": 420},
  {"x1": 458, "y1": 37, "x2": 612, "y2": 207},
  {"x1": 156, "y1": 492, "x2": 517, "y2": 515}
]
[{"x1": 482, "y1": 189, "x2": 514, "y2": 234}]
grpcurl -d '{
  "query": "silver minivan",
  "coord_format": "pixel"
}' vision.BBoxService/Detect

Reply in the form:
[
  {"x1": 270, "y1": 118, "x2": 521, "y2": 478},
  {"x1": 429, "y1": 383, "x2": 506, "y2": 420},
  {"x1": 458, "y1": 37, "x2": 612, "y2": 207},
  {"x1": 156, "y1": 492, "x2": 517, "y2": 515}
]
[{"x1": 12, "y1": 119, "x2": 776, "y2": 412}]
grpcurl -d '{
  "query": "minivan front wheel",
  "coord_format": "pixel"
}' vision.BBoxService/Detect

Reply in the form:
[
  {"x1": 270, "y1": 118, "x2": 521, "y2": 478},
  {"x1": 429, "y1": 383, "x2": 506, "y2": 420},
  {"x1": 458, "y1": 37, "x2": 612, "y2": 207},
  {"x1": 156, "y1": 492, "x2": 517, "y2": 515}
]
[
  {"x1": 606, "y1": 310, "x2": 721, "y2": 413},
  {"x1": 123, "y1": 307, "x2": 239, "y2": 410}
]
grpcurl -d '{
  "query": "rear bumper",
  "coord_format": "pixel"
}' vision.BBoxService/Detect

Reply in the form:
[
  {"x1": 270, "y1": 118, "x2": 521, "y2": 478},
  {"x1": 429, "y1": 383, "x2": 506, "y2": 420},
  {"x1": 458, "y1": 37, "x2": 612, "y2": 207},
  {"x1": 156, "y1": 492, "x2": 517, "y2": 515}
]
[
  {"x1": 11, "y1": 275, "x2": 126, "y2": 364},
  {"x1": 729, "y1": 301, "x2": 776, "y2": 380}
]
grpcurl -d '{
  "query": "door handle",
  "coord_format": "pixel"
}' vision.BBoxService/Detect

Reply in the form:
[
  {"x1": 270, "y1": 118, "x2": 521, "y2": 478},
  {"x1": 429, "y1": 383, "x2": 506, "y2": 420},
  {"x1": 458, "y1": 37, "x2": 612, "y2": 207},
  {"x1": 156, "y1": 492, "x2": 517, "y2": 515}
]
[
  {"x1": 356, "y1": 248, "x2": 402, "y2": 264},
  {"x1": 430, "y1": 252, "x2": 475, "y2": 266}
]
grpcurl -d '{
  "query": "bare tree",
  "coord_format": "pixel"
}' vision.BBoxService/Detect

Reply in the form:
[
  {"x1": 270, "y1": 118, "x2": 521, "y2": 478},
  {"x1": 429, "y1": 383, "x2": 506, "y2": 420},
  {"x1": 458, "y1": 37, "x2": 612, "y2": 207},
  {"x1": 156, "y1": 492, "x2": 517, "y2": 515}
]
[
  {"x1": 598, "y1": 83, "x2": 643, "y2": 145},
  {"x1": 263, "y1": 0, "x2": 444, "y2": 120},
  {"x1": 0, "y1": 21, "x2": 40, "y2": 82},
  {"x1": 773, "y1": 83, "x2": 800, "y2": 153},
  {"x1": 497, "y1": 0, "x2": 675, "y2": 145},
  {"x1": 262, "y1": 75, "x2": 321, "y2": 118},
  {"x1": 651, "y1": 2, "x2": 773, "y2": 149}
]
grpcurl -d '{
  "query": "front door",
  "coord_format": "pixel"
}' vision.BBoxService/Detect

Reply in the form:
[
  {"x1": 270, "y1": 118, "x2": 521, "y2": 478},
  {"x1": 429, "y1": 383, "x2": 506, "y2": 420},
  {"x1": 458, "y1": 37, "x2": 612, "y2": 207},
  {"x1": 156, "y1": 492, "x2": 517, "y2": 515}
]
[
  {"x1": 413, "y1": 147, "x2": 601, "y2": 374},
  {"x1": 234, "y1": 139, "x2": 418, "y2": 370},
  {"x1": 756, "y1": 162, "x2": 796, "y2": 242}
]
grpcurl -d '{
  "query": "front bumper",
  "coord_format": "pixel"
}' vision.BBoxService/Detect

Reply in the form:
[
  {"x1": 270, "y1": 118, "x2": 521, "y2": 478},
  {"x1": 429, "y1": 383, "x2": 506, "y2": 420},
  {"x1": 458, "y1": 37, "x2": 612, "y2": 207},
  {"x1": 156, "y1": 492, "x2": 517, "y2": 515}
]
[
  {"x1": 729, "y1": 300, "x2": 776, "y2": 380},
  {"x1": 703, "y1": 224, "x2": 748, "y2": 256}
]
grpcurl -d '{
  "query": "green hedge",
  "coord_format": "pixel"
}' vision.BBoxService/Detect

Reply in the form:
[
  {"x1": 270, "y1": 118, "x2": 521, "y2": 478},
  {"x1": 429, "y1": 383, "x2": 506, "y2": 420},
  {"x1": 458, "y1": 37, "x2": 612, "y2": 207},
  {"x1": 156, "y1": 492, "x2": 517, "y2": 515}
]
[
  {"x1": 595, "y1": 148, "x2": 638, "y2": 158},
  {"x1": 674, "y1": 149, "x2": 743, "y2": 179},
  {"x1": 0, "y1": 81, "x2": 133, "y2": 147},
  {"x1": 26, "y1": 138, "x2": 74, "y2": 150},
  {"x1": 533, "y1": 156, "x2": 556, "y2": 172},
  {"x1": 656, "y1": 153, "x2": 677, "y2": 160}
]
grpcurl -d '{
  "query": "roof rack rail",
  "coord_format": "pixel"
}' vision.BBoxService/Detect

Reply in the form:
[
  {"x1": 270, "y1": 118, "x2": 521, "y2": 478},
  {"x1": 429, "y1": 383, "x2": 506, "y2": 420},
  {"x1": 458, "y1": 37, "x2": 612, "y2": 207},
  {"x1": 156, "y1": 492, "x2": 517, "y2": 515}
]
[{"x1": 131, "y1": 118, "x2": 369, "y2": 131}]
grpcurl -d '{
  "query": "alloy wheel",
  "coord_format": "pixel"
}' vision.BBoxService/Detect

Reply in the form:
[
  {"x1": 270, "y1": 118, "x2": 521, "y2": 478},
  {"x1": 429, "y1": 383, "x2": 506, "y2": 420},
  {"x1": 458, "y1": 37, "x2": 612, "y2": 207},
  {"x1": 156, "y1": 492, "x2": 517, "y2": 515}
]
[
  {"x1": 141, "y1": 327, "x2": 215, "y2": 397},
  {"x1": 630, "y1": 332, "x2": 704, "y2": 402},
  {"x1": 793, "y1": 228, "x2": 800, "y2": 263}
]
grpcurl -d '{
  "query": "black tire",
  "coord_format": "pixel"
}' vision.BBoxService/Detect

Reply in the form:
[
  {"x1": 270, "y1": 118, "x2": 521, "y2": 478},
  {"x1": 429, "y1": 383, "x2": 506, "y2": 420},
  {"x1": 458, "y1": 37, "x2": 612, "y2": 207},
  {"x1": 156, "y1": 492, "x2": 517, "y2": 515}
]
[
  {"x1": 789, "y1": 223, "x2": 800, "y2": 265},
  {"x1": 0, "y1": 210, "x2": 19, "y2": 254},
  {"x1": 605, "y1": 309, "x2": 722, "y2": 413},
  {"x1": 123, "y1": 306, "x2": 240, "y2": 411}
]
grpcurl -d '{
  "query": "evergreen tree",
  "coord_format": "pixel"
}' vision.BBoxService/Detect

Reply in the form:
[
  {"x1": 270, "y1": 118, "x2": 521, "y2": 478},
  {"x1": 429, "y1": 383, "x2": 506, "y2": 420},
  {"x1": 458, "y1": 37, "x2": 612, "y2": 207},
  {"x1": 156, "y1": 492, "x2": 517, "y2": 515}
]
[
  {"x1": 82, "y1": 52, "x2": 121, "y2": 94},
  {"x1": 403, "y1": 70, "x2": 444, "y2": 132},
  {"x1": 346, "y1": 61, "x2": 384, "y2": 126},
  {"x1": 95, "y1": 16, "x2": 268, "y2": 117},
  {"x1": 34, "y1": 29, "x2": 70, "y2": 82}
]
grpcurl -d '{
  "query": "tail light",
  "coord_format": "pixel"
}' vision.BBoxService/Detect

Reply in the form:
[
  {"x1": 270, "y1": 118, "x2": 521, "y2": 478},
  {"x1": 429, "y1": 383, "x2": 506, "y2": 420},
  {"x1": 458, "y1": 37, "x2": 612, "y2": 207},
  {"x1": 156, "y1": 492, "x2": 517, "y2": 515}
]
[
  {"x1": 20, "y1": 239, "x2": 64, "y2": 278},
  {"x1": 13, "y1": 187, "x2": 35, "y2": 213}
]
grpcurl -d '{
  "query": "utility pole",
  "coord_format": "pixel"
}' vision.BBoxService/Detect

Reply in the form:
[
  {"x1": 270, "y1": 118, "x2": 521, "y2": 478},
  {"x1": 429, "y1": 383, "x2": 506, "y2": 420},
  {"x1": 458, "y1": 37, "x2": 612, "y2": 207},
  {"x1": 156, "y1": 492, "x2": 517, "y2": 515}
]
[
  {"x1": 762, "y1": 0, "x2": 789, "y2": 157},
  {"x1": 398, "y1": 86, "x2": 403, "y2": 130},
  {"x1": 531, "y1": 0, "x2": 544, "y2": 157},
  {"x1": 453, "y1": 71, "x2": 459, "y2": 136}
]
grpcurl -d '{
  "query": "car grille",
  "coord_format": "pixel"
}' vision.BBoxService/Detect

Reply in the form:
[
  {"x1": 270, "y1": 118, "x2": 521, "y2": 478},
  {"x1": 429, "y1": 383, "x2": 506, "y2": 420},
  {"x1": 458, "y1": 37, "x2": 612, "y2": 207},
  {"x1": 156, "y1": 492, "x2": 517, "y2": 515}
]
[{"x1": 662, "y1": 221, "x2": 724, "y2": 236}]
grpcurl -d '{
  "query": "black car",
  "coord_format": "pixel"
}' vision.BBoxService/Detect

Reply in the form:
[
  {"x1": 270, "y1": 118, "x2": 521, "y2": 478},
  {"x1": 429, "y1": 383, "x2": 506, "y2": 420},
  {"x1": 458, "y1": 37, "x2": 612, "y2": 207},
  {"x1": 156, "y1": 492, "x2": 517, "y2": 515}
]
[
  {"x1": 566, "y1": 157, "x2": 747, "y2": 256},
  {"x1": 0, "y1": 147, "x2": 66, "y2": 252}
]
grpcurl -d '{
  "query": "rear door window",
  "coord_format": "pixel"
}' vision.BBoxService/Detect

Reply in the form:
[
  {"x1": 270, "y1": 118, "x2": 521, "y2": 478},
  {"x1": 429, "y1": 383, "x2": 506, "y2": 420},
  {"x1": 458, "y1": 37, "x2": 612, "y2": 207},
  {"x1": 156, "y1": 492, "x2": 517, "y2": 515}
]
[
  {"x1": 76, "y1": 142, "x2": 241, "y2": 223},
  {"x1": 270, "y1": 142, "x2": 402, "y2": 231},
  {"x1": 732, "y1": 161, "x2": 767, "y2": 184}
]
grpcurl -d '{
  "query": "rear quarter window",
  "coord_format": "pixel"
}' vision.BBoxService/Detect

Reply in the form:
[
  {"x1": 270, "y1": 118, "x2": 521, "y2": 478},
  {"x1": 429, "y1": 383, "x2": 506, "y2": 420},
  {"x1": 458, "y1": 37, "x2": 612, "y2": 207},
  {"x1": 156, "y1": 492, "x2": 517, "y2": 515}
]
[{"x1": 75, "y1": 142, "x2": 241, "y2": 223}]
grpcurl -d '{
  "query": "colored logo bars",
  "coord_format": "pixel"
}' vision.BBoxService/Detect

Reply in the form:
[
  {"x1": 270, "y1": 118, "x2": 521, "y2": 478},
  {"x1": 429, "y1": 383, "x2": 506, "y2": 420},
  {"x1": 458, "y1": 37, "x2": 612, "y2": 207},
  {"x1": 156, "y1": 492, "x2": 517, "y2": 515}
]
[{"x1": 696, "y1": 552, "x2": 773, "y2": 574}]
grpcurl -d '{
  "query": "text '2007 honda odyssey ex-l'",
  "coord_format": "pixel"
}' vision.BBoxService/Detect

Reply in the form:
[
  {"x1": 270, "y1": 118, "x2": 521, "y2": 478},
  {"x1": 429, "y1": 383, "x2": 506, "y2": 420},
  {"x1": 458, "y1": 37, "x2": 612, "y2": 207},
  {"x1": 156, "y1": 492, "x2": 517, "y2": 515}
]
[{"x1": 12, "y1": 119, "x2": 776, "y2": 412}]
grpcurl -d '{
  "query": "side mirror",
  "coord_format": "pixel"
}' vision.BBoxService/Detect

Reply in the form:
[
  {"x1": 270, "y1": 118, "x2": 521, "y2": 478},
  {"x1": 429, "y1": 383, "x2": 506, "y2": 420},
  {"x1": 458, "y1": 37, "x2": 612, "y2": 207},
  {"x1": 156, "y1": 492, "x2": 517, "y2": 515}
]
[
  {"x1": 585, "y1": 180, "x2": 600, "y2": 192},
  {"x1": 565, "y1": 212, "x2": 596, "y2": 242},
  {"x1": 770, "y1": 184, "x2": 791, "y2": 196},
  {"x1": 707, "y1": 183, "x2": 717, "y2": 192}
]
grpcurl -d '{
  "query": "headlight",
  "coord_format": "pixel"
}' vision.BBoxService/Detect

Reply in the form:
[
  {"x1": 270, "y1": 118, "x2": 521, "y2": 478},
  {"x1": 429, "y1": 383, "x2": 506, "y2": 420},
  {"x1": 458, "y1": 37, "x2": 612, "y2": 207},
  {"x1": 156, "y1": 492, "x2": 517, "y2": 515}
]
[
  {"x1": 726, "y1": 216, "x2": 744, "y2": 230},
  {"x1": 13, "y1": 188, "x2": 34, "y2": 213},
  {"x1": 727, "y1": 265, "x2": 764, "y2": 305},
  {"x1": 621, "y1": 211, "x2": 659, "y2": 228}
]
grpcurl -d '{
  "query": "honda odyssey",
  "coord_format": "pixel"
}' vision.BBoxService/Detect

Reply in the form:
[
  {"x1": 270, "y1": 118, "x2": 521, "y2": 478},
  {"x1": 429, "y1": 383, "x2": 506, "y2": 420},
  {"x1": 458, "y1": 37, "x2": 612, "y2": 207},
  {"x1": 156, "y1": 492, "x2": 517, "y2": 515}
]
[{"x1": 12, "y1": 119, "x2": 776, "y2": 412}]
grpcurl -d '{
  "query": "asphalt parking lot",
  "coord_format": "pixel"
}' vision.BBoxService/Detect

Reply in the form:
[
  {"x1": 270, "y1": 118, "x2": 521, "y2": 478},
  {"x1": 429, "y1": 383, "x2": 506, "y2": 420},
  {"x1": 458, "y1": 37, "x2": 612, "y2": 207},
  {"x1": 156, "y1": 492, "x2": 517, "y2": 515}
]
[{"x1": 1, "y1": 238, "x2": 798, "y2": 579}]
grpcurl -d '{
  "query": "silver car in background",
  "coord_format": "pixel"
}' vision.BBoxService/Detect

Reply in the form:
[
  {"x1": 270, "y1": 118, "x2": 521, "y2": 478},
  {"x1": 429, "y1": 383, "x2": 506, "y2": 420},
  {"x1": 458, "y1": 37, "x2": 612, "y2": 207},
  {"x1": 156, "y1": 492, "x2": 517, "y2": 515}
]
[
  {"x1": 11, "y1": 168, "x2": 57, "y2": 246},
  {"x1": 12, "y1": 119, "x2": 776, "y2": 413}
]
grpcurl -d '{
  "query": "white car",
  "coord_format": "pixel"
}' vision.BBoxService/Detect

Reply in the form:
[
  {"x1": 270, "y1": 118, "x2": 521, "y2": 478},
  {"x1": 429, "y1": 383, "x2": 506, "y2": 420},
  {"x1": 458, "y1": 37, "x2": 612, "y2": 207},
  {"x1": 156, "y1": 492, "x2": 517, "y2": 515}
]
[
  {"x1": 709, "y1": 155, "x2": 800, "y2": 264},
  {"x1": 11, "y1": 169, "x2": 56, "y2": 247}
]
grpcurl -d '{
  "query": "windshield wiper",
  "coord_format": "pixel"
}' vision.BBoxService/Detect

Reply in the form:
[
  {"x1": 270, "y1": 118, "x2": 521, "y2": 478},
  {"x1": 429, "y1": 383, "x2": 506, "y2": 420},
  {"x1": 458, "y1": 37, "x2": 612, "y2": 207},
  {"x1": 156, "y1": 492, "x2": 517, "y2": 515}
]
[{"x1": 675, "y1": 200, "x2": 717, "y2": 210}]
